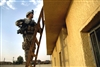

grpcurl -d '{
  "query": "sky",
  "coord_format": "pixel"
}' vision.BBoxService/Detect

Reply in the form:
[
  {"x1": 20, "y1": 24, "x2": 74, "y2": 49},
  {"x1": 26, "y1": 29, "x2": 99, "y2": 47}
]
[{"x1": 0, "y1": 0, "x2": 51, "y2": 62}]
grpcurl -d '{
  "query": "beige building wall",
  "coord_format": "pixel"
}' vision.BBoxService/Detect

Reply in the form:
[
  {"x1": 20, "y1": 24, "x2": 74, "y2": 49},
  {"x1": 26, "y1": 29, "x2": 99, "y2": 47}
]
[
  {"x1": 51, "y1": 0, "x2": 100, "y2": 67},
  {"x1": 51, "y1": 28, "x2": 68, "y2": 67}
]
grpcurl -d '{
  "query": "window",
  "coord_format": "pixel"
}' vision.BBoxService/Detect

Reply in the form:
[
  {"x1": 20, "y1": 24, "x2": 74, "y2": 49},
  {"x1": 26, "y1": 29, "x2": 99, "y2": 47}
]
[
  {"x1": 54, "y1": 57, "x2": 56, "y2": 66},
  {"x1": 59, "y1": 52, "x2": 62, "y2": 67},
  {"x1": 90, "y1": 24, "x2": 100, "y2": 67}
]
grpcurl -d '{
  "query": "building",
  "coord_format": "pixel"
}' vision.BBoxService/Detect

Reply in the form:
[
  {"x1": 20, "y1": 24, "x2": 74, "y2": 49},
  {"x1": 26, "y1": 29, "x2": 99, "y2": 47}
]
[
  {"x1": 0, "y1": 61, "x2": 12, "y2": 65},
  {"x1": 43, "y1": 0, "x2": 100, "y2": 67}
]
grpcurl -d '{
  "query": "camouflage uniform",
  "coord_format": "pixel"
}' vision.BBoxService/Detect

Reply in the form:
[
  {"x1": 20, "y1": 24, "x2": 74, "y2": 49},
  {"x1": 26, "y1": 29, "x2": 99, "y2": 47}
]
[{"x1": 16, "y1": 18, "x2": 36, "y2": 61}]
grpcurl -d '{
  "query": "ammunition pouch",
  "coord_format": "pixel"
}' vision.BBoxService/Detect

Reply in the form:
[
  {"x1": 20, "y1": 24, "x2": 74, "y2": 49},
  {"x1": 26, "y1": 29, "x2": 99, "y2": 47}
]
[
  {"x1": 22, "y1": 41, "x2": 30, "y2": 50},
  {"x1": 17, "y1": 29, "x2": 25, "y2": 34},
  {"x1": 17, "y1": 27, "x2": 27, "y2": 34}
]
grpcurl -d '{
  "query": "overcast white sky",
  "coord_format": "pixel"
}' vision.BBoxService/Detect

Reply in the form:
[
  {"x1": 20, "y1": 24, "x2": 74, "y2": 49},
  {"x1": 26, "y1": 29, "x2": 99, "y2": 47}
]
[{"x1": 0, "y1": 0, "x2": 51, "y2": 62}]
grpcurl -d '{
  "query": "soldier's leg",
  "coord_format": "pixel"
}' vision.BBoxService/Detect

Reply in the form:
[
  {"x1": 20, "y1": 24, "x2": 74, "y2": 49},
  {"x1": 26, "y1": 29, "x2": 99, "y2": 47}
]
[
  {"x1": 30, "y1": 43, "x2": 36, "y2": 57},
  {"x1": 26, "y1": 51, "x2": 33, "y2": 67},
  {"x1": 25, "y1": 50, "x2": 32, "y2": 67},
  {"x1": 25, "y1": 50, "x2": 29, "y2": 61},
  {"x1": 24, "y1": 43, "x2": 33, "y2": 67},
  {"x1": 24, "y1": 37, "x2": 30, "y2": 62}
]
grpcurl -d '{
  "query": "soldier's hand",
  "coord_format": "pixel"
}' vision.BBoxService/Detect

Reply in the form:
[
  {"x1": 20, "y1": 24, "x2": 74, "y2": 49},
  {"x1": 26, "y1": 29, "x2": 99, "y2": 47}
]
[
  {"x1": 16, "y1": 22, "x2": 23, "y2": 26},
  {"x1": 19, "y1": 22, "x2": 23, "y2": 25},
  {"x1": 39, "y1": 28, "x2": 42, "y2": 33}
]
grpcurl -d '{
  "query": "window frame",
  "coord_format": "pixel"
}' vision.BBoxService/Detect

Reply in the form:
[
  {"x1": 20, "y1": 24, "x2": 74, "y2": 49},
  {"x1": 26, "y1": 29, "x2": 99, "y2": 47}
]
[{"x1": 89, "y1": 24, "x2": 100, "y2": 67}]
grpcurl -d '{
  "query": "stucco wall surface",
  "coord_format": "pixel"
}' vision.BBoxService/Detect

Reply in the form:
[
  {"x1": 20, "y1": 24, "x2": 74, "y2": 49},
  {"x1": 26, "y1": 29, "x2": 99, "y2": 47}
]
[
  {"x1": 51, "y1": 0, "x2": 100, "y2": 67},
  {"x1": 66, "y1": 0, "x2": 100, "y2": 67}
]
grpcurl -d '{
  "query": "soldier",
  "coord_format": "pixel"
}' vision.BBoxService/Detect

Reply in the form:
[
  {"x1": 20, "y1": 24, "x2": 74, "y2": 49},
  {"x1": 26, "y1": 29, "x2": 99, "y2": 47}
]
[{"x1": 15, "y1": 10, "x2": 37, "y2": 64}]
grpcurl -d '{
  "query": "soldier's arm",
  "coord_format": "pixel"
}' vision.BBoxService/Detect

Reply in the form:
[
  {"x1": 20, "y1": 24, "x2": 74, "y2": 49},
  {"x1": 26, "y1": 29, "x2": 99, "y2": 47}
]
[
  {"x1": 35, "y1": 22, "x2": 42, "y2": 33},
  {"x1": 15, "y1": 19, "x2": 24, "y2": 27},
  {"x1": 31, "y1": 20, "x2": 42, "y2": 33}
]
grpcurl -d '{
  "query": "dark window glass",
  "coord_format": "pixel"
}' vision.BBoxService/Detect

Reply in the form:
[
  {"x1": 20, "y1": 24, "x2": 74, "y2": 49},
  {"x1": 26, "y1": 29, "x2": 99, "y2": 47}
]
[
  {"x1": 96, "y1": 27, "x2": 100, "y2": 49},
  {"x1": 95, "y1": 27, "x2": 100, "y2": 66},
  {"x1": 59, "y1": 52, "x2": 62, "y2": 67},
  {"x1": 90, "y1": 26, "x2": 100, "y2": 67}
]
